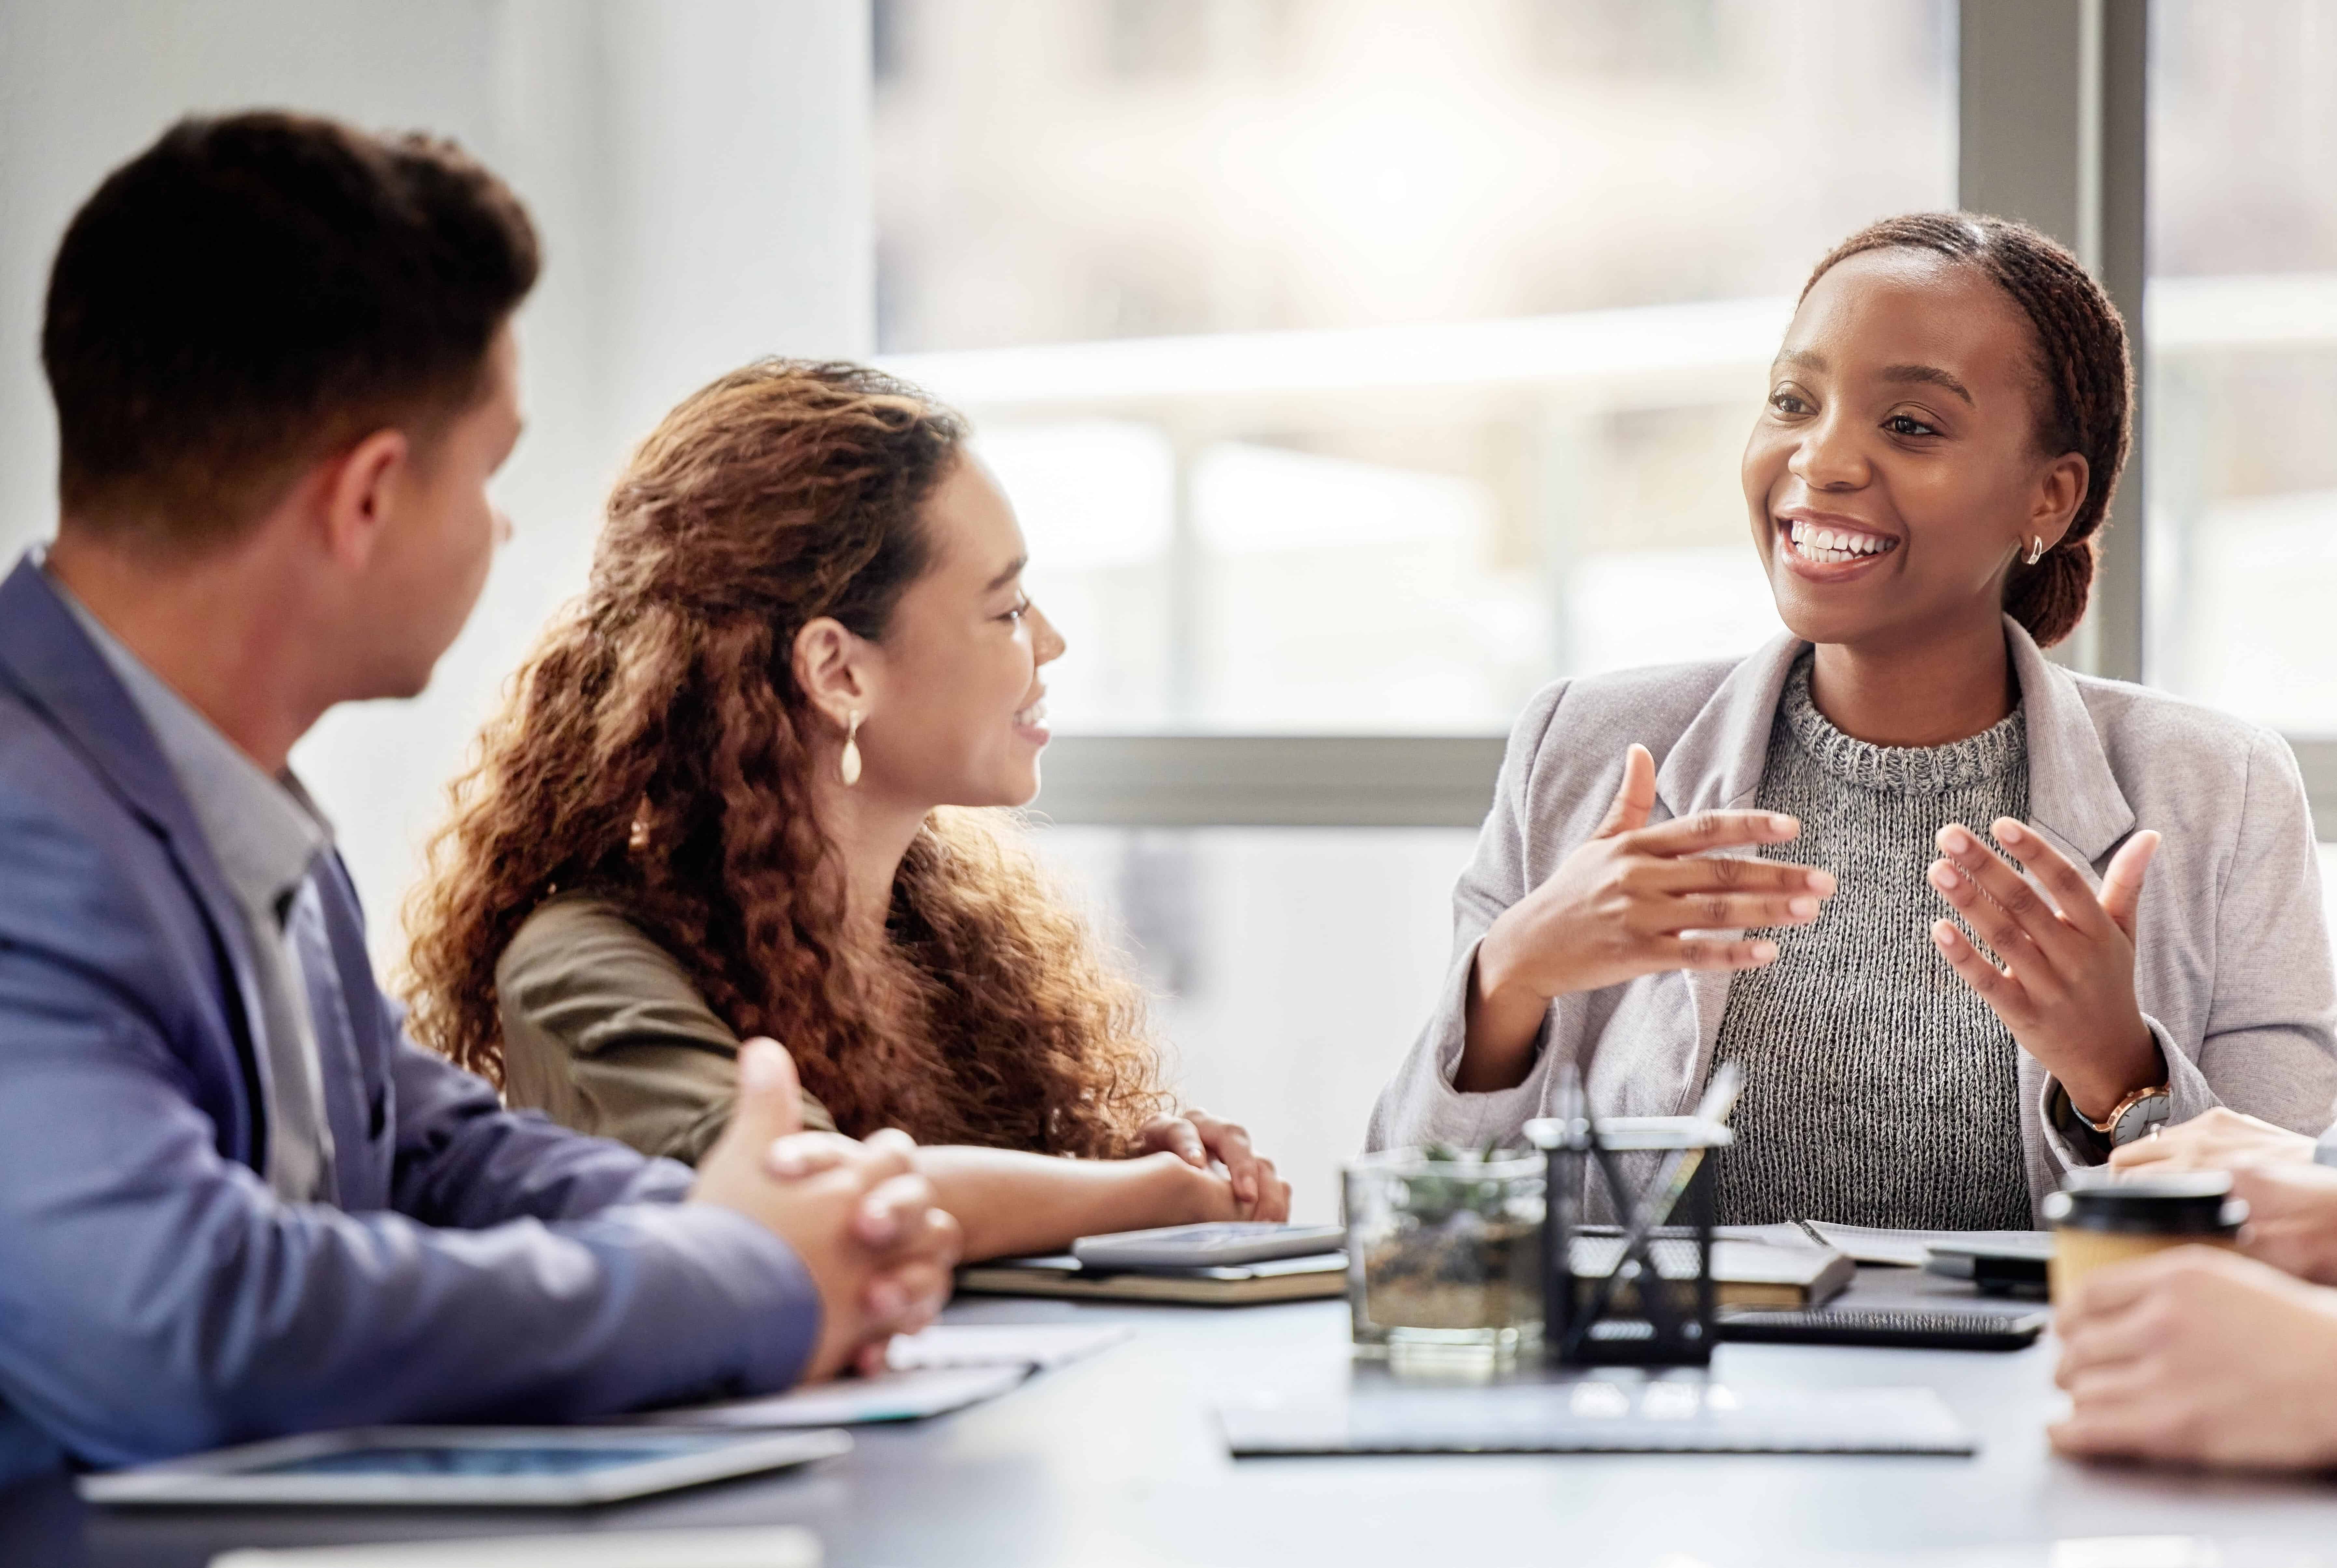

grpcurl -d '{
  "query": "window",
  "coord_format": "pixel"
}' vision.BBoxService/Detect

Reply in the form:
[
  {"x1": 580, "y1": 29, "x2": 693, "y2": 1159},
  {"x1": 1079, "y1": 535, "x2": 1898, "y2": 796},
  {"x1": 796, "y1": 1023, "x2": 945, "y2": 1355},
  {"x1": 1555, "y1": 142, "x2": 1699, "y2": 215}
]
[
  {"x1": 875, "y1": 1, "x2": 1960, "y2": 1212},
  {"x1": 874, "y1": 0, "x2": 1956, "y2": 733},
  {"x1": 2144, "y1": 0, "x2": 2337, "y2": 739},
  {"x1": 1042, "y1": 826, "x2": 1479, "y2": 1217}
]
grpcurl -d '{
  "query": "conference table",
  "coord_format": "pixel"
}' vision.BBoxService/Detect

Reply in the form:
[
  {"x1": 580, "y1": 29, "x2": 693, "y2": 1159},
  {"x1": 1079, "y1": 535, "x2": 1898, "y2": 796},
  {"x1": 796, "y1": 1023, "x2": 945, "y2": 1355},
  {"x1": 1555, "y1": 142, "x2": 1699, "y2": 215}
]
[{"x1": 8, "y1": 1266, "x2": 2337, "y2": 1568}]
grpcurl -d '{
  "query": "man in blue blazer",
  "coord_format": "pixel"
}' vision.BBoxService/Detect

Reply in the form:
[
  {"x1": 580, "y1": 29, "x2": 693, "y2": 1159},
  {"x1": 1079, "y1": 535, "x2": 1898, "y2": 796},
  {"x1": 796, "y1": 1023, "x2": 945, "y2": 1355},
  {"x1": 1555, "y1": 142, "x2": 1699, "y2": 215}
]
[{"x1": 0, "y1": 112, "x2": 959, "y2": 1486}]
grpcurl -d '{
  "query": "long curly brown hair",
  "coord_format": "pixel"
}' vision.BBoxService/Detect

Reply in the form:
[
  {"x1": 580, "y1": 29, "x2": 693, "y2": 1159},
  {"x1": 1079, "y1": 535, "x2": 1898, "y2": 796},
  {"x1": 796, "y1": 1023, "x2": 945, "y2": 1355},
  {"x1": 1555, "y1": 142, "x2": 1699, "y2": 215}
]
[{"x1": 400, "y1": 359, "x2": 1172, "y2": 1156}]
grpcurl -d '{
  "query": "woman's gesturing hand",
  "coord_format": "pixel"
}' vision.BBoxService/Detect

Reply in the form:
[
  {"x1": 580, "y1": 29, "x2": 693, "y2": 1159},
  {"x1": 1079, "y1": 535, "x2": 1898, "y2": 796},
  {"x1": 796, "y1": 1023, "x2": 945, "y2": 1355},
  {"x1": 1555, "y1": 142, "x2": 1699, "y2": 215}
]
[
  {"x1": 1460, "y1": 744, "x2": 1835, "y2": 1092},
  {"x1": 1926, "y1": 820, "x2": 2163, "y2": 1123},
  {"x1": 1138, "y1": 1110, "x2": 1291, "y2": 1220}
]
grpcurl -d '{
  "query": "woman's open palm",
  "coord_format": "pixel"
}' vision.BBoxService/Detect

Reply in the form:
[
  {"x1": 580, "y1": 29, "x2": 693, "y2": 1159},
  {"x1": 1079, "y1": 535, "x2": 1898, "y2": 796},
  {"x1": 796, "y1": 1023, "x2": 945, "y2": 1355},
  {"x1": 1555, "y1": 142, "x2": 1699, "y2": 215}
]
[{"x1": 1927, "y1": 819, "x2": 2163, "y2": 1120}]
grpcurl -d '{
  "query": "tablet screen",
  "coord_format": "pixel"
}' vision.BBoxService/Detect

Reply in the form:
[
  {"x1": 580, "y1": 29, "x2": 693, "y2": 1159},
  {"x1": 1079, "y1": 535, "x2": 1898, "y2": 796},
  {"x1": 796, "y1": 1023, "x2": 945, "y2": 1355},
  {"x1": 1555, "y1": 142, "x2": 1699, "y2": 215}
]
[{"x1": 247, "y1": 1434, "x2": 737, "y2": 1478}]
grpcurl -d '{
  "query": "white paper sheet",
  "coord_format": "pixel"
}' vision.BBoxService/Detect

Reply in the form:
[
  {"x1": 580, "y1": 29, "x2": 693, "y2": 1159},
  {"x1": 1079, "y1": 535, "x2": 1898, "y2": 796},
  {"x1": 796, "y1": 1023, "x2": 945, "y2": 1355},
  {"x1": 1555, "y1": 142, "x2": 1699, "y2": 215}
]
[
  {"x1": 210, "y1": 1526, "x2": 819, "y2": 1568},
  {"x1": 885, "y1": 1321, "x2": 1135, "y2": 1371},
  {"x1": 638, "y1": 1363, "x2": 1029, "y2": 1428},
  {"x1": 1217, "y1": 1381, "x2": 1976, "y2": 1456},
  {"x1": 1805, "y1": 1221, "x2": 2053, "y2": 1267}
]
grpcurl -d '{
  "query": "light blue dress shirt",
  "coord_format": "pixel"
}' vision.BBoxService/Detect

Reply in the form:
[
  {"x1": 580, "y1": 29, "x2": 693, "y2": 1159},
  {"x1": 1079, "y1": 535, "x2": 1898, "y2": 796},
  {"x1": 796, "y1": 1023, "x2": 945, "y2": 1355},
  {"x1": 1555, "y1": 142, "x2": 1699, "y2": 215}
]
[{"x1": 48, "y1": 568, "x2": 337, "y2": 1200}]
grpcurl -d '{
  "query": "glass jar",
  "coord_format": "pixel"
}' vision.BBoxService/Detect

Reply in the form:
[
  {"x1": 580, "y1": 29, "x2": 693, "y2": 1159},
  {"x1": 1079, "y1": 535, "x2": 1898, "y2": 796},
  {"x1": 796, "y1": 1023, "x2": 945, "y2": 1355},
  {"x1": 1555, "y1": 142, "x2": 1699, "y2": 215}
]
[{"x1": 1343, "y1": 1148, "x2": 1546, "y2": 1362}]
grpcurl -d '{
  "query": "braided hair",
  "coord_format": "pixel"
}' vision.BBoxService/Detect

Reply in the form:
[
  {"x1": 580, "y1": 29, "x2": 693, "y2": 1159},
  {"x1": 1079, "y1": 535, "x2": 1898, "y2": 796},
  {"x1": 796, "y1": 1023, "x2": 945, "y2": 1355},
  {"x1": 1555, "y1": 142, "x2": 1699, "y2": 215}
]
[{"x1": 1801, "y1": 213, "x2": 2132, "y2": 649}]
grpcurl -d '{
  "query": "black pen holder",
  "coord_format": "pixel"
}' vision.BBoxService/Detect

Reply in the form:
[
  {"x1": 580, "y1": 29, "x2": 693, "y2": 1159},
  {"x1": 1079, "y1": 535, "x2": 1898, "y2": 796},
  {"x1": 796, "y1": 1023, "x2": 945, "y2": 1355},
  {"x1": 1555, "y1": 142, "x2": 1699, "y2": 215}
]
[{"x1": 1524, "y1": 1112, "x2": 1729, "y2": 1367}]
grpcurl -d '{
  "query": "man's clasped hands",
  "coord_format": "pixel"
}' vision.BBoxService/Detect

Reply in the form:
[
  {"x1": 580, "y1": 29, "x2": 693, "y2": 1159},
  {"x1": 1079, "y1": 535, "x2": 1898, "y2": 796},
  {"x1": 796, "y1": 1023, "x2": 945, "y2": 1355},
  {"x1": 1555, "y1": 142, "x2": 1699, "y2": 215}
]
[{"x1": 689, "y1": 1038, "x2": 963, "y2": 1382}]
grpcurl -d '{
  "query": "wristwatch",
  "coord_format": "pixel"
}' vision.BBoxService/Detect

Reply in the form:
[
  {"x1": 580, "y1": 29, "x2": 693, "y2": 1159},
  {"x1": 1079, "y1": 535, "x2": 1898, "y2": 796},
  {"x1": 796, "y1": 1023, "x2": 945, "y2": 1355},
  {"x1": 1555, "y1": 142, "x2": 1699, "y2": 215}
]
[{"x1": 2083, "y1": 1083, "x2": 2172, "y2": 1147}]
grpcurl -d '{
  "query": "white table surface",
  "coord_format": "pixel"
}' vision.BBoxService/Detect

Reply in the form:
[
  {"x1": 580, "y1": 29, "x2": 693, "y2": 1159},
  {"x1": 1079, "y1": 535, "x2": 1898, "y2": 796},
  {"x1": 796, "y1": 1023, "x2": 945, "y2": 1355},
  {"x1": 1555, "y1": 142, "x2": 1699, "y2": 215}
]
[{"x1": 9, "y1": 1266, "x2": 2337, "y2": 1568}]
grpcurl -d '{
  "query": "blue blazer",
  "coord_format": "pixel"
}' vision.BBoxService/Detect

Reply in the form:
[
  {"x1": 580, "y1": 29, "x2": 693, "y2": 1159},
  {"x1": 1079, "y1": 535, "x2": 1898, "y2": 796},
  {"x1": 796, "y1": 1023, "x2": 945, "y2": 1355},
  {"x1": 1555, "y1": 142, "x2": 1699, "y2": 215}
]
[{"x1": 0, "y1": 556, "x2": 818, "y2": 1483}]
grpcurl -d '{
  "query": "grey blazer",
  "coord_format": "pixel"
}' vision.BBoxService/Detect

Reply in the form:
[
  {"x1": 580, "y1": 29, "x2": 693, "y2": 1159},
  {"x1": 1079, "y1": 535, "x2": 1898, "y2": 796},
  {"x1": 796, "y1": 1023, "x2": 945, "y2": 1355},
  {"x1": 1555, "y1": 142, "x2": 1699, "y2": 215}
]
[{"x1": 1367, "y1": 618, "x2": 2337, "y2": 1219}]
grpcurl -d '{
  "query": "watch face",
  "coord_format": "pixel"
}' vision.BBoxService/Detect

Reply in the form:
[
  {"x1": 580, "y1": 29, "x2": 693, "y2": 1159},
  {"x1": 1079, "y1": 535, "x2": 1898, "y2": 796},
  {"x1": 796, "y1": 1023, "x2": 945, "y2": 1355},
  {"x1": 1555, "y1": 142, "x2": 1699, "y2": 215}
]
[{"x1": 2110, "y1": 1093, "x2": 2173, "y2": 1146}]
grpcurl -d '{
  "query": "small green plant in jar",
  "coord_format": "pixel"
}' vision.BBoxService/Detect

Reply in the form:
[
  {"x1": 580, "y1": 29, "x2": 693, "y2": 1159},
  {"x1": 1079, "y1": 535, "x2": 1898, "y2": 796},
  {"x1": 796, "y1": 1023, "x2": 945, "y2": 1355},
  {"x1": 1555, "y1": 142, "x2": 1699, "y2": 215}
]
[{"x1": 1344, "y1": 1142, "x2": 1545, "y2": 1358}]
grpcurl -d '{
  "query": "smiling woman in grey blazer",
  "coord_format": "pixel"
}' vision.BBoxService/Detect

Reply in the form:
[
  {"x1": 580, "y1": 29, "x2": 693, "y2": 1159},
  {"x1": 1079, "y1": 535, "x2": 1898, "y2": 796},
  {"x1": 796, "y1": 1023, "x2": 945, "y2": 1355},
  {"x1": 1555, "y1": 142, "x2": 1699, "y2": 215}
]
[{"x1": 1369, "y1": 213, "x2": 2337, "y2": 1227}]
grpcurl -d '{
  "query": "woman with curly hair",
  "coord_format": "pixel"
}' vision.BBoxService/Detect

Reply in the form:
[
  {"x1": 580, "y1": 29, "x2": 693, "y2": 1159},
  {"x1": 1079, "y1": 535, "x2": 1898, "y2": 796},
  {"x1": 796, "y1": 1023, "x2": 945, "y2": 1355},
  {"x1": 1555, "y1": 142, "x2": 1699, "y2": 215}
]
[
  {"x1": 403, "y1": 360, "x2": 1287, "y2": 1261},
  {"x1": 1371, "y1": 213, "x2": 2337, "y2": 1227}
]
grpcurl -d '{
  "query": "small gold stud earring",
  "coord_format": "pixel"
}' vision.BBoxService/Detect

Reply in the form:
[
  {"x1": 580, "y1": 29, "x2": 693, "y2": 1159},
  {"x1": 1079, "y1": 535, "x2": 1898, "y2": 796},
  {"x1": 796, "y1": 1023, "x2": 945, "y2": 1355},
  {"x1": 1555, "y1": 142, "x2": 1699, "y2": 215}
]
[
  {"x1": 2025, "y1": 536, "x2": 2046, "y2": 566},
  {"x1": 839, "y1": 710, "x2": 863, "y2": 787}
]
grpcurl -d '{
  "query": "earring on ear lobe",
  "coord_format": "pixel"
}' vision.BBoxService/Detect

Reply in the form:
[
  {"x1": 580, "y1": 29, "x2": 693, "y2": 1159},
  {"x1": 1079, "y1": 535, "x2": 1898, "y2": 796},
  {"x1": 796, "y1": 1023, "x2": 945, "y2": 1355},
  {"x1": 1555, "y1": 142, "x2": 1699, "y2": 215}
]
[
  {"x1": 839, "y1": 710, "x2": 863, "y2": 787},
  {"x1": 2026, "y1": 536, "x2": 2046, "y2": 566}
]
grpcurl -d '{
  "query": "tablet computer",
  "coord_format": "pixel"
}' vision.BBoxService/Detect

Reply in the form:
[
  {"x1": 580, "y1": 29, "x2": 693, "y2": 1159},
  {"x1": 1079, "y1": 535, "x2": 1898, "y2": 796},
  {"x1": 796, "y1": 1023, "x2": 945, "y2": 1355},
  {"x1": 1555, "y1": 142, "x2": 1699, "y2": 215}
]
[
  {"x1": 1070, "y1": 1221, "x2": 1348, "y2": 1271},
  {"x1": 78, "y1": 1425, "x2": 851, "y2": 1508}
]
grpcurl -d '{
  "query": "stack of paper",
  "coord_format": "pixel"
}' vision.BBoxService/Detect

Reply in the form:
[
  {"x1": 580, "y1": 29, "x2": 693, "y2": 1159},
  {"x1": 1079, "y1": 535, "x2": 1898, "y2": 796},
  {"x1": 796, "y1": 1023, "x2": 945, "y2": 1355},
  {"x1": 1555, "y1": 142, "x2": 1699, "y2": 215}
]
[
  {"x1": 635, "y1": 1322, "x2": 1135, "y2": 1428},
  {"x1": 1804, "y1": 1222, "x2": 2053, "y2": 1268}
]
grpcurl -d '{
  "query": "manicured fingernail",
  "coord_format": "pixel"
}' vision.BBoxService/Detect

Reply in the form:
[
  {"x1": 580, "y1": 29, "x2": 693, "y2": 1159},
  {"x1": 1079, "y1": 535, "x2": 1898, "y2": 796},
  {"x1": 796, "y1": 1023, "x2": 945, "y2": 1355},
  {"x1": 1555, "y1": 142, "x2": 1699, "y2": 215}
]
[
  {"x1": 1938, "y1": 826, "x2": 1971, "y2": 853},
  {"x1": 1789, "y1": 896, "x2": 1818, "y2": 918},
  {"x1": 1752, "y1": 940, "x2": 1779, "y2": 962},
  {"x1": 1807, "y1": 871, "x2": 1836, "y2": 895},
  {"x1": 1997, "y1": 820, "x2": 2027, "y2": 842},
  {"x1": 1768, "y1": 815, "x2": 1797, "y2": 833},
  {"x1": 1933, "y1": 923, "x2": 1956, "y2": 947},
  {"x1": 767, "y1": 1144, "x2": 805, "y2": 1177},
  {"x1": 1930, "y1": 861, "x2": 1959, "y2": 889}
]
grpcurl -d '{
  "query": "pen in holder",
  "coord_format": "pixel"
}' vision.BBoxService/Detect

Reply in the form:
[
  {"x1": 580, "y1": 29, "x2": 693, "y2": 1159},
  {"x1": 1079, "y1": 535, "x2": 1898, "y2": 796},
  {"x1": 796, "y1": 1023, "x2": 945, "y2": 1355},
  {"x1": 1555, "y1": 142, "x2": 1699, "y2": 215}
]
[{"x1": 1525, "y1": 1061, "x2": 1740, "y2": 1368}]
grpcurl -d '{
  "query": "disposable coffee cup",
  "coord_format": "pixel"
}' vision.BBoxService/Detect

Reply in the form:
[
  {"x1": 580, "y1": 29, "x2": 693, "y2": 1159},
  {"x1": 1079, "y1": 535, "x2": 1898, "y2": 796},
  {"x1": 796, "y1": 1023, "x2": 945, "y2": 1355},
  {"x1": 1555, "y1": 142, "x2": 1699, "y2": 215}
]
[{"x1": 2044, "y1": 1172, "x2": 2246, "y2": 1306}]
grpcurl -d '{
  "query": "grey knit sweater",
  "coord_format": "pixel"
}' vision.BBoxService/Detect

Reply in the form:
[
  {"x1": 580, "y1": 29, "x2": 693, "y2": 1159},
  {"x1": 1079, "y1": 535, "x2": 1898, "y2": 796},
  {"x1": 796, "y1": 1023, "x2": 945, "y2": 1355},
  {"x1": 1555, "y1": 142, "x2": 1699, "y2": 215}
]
[{"x1": 1711, "y1": 656, "x2": 2034, "y2": 1230}]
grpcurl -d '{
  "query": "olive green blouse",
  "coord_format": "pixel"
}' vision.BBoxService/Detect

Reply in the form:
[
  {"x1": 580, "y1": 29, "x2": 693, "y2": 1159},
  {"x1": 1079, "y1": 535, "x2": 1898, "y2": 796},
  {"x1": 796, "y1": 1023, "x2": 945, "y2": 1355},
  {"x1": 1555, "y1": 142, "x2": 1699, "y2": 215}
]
[{"x1": 495, "y1": 891, "x2": 836, "y2": 1165}]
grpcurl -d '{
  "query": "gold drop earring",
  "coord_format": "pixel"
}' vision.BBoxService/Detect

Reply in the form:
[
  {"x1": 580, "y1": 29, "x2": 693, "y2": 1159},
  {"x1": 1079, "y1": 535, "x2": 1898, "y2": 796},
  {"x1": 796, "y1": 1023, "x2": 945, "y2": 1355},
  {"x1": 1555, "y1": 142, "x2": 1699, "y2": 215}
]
[
  {"x1": 2026, "y1": 536, "x2": 2046, "y2": 565},
  {"x1": 839, "y1": 710, "x2": 864, "y2": 787}
]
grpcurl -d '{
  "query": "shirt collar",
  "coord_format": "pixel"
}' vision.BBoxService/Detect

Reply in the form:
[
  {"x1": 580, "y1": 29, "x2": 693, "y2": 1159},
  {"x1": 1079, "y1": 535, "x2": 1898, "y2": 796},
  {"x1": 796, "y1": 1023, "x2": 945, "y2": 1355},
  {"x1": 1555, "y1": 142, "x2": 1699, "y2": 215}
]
[{"x1": 40, "y1": 555, "x2": 331, "y2": 920}]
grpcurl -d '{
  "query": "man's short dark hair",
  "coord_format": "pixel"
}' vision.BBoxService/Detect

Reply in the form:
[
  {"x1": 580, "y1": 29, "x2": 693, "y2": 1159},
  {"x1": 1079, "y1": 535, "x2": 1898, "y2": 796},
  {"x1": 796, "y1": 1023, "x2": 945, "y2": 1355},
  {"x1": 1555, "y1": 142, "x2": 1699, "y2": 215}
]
[{"x1": 42, "y1": 110, "x2": 540, "y2": 546}]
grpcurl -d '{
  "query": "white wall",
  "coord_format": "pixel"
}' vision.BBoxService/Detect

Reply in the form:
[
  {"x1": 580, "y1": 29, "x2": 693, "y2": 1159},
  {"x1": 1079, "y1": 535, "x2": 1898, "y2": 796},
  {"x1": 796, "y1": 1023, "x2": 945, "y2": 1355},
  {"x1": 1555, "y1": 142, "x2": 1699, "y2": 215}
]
[{"x1": 0, "y1": 0, "x2": 873, "y2": 961}]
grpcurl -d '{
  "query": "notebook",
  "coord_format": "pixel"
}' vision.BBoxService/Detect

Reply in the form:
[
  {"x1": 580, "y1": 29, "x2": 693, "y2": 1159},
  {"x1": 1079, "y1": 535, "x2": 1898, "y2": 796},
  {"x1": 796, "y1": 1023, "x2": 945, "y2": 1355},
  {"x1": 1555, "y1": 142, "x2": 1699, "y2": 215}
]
[
  {"x1": 1217, "y1": 1380, "x2": 1974, "y2": 1456},
  {"x1": 956, "y1": 1251, "x2": 1348, "y2": 1305},
  {"x1": 1570, "y1": 1230, "x2": 1855, "y2": 1309}
]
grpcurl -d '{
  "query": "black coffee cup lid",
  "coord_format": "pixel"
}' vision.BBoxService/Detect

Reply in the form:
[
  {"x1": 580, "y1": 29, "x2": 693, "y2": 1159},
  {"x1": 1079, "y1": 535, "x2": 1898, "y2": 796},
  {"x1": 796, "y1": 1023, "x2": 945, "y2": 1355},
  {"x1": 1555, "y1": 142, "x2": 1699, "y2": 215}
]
[{"x1": 2045, "y1": 1171, "x2": 2246, "y2": 1234}]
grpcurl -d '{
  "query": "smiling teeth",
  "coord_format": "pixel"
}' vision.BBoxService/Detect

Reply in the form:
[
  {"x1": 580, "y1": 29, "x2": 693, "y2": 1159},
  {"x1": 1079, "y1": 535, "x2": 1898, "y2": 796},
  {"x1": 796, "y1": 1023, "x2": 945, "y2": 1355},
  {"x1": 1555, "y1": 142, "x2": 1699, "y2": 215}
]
[
  {"x1": 1788, "y1": 520, "x2": 1897, "y2": 563},
  {"x1": 1015, "y1": 702, "x2": 1048, "y2": 727}
]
